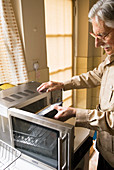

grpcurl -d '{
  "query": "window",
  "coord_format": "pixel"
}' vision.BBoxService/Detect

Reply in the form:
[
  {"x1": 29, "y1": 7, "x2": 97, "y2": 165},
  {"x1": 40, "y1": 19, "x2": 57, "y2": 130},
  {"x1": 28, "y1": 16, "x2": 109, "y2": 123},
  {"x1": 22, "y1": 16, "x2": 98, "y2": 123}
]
[
  {"x1": 0, "y1": 0, "x2": 28, "y2": 85},
  {"x1": 44, "y1": 0, "x2": 73, "y2": 106}
]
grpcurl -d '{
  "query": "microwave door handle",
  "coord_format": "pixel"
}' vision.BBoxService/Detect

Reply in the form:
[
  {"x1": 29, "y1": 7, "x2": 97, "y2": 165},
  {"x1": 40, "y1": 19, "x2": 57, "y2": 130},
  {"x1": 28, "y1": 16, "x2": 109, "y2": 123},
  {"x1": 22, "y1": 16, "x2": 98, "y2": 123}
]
[{"x1": 58, "y1": 133, "x2": 68, "y2": 170}]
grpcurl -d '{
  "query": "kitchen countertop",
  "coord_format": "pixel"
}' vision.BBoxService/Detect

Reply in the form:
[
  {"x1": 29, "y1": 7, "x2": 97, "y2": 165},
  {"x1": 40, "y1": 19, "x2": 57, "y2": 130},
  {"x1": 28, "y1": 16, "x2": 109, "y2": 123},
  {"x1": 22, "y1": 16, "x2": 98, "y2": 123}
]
[{"x1": 66, "y1": 117, "x2": 90, "y2": 151}]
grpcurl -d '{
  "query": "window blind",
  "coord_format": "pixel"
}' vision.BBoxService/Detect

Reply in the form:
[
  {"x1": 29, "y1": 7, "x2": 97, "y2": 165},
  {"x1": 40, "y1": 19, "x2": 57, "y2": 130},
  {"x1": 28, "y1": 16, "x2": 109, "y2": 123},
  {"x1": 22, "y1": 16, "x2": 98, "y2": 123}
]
[{"x1": 0, "y1": 0, "x2": 28, "y2": 85}]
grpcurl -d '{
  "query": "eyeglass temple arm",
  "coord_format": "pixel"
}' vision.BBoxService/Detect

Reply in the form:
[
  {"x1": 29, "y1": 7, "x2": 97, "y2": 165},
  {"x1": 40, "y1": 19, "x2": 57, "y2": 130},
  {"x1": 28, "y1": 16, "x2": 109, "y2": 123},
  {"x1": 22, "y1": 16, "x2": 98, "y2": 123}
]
[{"x1": 89, "y1": 32, "x2": 96, "y2": 38}]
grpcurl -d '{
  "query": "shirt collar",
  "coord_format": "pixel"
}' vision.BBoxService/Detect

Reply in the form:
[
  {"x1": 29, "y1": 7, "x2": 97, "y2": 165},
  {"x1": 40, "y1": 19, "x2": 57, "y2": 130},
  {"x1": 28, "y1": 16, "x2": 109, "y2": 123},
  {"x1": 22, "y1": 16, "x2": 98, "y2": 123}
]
[{"x1": 104, "y1": 54, "x2": 114, "y2": 66}]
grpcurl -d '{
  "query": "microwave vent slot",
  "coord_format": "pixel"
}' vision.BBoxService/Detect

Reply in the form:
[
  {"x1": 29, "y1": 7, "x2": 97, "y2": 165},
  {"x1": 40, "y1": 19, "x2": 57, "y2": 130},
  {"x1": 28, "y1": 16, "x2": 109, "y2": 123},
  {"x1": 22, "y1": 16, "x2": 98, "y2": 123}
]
[
  {"x1": 2, "y1": 97, "x2": 15, "y2": 102},
  {"x1": 17, "y1": 92, "x2": 28, "y2": 96},
  {"x1": 10, "y1": 94, "x2": 22, "y2": 99},
  {"x1": 24, "y1": 90, "x2": 35, "y2": 94}
]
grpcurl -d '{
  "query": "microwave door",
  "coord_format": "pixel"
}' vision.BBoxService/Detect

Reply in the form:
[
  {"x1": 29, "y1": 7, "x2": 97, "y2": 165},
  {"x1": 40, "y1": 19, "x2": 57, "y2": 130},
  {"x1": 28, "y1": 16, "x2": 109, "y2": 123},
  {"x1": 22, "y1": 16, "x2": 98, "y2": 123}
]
[{"x1": 8, "y1": 108, "x2": 74, "y2": 170}]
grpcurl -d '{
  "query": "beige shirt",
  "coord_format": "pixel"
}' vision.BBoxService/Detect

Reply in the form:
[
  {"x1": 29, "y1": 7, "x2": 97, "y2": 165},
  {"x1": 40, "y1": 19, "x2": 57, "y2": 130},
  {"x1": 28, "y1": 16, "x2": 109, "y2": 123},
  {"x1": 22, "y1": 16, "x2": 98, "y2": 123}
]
[{"x1": 63, "y1": 55, "x2": 114, "y2": 167}]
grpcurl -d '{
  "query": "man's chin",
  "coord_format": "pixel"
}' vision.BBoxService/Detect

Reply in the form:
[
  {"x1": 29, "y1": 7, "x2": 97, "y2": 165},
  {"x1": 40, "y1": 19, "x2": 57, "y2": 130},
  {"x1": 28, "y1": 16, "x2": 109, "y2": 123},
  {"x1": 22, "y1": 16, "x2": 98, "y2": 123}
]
[{"x1": 104, "y1": 49, "x2": 113, "y2": 55}]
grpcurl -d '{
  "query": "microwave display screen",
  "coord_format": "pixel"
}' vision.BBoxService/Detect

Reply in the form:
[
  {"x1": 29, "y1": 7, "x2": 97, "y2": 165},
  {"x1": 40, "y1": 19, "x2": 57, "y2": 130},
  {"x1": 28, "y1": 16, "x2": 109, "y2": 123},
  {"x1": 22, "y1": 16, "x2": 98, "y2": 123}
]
[{"x1": 12, "y1": 117, "x2": 59, "y2": 168}]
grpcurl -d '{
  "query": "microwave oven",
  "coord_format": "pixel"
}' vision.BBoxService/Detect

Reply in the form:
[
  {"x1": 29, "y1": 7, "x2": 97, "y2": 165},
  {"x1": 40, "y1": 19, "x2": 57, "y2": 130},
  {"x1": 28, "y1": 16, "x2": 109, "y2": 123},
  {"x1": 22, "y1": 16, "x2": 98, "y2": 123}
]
[
  {"x1": 0, "y1": 82, "x2": 92, "y2": 170},
  {"x1": 0, "y1": 81, "x2": 62, "y2": 146},
  {"x1": 8, "y1": 107, "x2": 74, "y2": 170},
  {"x1": 0, "y1": 81, "x2": 74, "y2": 169}
]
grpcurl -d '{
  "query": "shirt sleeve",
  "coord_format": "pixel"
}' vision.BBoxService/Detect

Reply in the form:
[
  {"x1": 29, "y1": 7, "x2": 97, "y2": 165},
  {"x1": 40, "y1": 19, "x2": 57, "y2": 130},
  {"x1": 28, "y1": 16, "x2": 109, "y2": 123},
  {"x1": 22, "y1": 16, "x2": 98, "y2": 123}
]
[
  {"x1": 63, "y1": 61, "x2": 104, "y2": 91},
  {"x1": 75, "y1": 108, "x2": 114, "y2": 135}
]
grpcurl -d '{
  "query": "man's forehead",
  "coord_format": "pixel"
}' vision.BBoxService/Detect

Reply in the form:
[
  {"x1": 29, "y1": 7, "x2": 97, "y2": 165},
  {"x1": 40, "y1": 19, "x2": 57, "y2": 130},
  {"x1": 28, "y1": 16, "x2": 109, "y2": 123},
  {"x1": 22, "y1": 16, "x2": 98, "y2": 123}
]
[{"x1": 92, "y1": 18, "x2": 110, "y2": 34}]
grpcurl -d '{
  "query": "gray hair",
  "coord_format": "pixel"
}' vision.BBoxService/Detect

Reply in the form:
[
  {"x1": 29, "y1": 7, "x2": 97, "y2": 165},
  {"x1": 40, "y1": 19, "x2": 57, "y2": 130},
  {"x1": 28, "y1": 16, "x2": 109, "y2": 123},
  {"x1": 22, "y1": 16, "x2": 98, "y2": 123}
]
[{"x1": 88, "y1": 0, "x2": 114, "y2": 28}]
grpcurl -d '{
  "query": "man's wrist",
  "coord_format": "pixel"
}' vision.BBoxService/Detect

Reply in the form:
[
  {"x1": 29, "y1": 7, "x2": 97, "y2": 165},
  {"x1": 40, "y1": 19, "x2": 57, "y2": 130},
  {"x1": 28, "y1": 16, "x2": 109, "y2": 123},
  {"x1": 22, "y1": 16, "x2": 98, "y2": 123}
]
[{"x1": 73, "y1": 108, "x2": 76, "y2": 117}]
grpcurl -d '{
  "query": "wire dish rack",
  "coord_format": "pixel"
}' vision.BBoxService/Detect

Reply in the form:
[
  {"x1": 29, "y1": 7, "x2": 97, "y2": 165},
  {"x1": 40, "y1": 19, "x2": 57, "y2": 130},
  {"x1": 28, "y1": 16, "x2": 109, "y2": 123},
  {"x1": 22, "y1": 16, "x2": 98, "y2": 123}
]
[{"x1": 0, "y1": 140, "x2": 21, "y2": 170}]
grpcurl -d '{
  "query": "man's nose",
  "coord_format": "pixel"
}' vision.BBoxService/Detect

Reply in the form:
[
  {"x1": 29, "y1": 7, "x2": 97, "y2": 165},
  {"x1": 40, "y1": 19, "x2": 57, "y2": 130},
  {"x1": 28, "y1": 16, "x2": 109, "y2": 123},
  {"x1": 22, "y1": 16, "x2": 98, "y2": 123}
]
[{"x1": 95, "y1": 37, "x2": 104, "y2": 48}]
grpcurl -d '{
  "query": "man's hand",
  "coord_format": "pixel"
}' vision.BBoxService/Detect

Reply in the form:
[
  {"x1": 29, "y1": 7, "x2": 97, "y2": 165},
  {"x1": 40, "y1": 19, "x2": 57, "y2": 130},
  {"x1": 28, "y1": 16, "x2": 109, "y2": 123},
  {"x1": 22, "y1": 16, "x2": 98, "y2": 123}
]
[
  {"x1": 37, "y1": 81, "x2": 64, "y2": 92},
  {"x1": 54, "y1": 105, "x2": 76, "y2": 121}
]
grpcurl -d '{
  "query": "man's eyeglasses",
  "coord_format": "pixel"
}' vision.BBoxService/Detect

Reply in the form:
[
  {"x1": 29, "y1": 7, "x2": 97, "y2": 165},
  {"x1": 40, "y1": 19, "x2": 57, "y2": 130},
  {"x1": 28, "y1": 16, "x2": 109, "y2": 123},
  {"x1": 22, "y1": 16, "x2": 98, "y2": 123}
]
[{"x1": 89, "y1": 30, "x2": 113, "y2": 40}]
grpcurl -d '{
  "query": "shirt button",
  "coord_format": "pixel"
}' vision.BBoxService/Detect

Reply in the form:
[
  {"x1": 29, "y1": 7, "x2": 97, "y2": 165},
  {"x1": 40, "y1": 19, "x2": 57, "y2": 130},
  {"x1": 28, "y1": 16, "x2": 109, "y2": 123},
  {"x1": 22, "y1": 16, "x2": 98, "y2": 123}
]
[
  {"x1": 110, "y1": 85, "x2": 113, "y2": 89},
  {"x1": 110, "y1": 85, "x2": 114, "y2": 91}
]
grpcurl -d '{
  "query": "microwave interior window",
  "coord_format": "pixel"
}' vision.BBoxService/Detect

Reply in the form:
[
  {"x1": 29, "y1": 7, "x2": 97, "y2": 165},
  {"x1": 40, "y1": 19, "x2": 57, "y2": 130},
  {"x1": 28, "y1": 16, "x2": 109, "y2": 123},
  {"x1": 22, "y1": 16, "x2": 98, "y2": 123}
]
[
  {"x1": 20, "y1": 97, "x2": 47, "y2": 113},
  {"x1": 12, "y1": 117, "x2": 59, "y2": 168}
]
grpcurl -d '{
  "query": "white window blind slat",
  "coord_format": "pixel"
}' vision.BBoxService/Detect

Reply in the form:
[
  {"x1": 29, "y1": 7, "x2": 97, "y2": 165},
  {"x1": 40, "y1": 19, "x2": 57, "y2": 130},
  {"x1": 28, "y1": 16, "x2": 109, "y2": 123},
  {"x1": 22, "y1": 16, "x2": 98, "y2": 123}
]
[{"x1": 0, "y1": 0, "x2": 28, "y2": 85}]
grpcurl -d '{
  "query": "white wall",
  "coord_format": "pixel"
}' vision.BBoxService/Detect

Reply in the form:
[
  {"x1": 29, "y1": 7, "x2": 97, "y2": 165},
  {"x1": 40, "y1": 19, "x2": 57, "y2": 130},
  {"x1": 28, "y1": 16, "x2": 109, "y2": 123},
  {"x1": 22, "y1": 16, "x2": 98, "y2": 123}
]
[{"x1": 11, "y1": 0, "x2": 49, "y2": 82}]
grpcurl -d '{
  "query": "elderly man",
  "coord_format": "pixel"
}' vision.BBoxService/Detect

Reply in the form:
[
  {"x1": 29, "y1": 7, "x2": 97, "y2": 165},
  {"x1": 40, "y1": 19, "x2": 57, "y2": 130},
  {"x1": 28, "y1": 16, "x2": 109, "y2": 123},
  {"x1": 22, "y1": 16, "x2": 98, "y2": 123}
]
[{"x1": 37, "y1": 0, "x2": 114, "y2": 169}]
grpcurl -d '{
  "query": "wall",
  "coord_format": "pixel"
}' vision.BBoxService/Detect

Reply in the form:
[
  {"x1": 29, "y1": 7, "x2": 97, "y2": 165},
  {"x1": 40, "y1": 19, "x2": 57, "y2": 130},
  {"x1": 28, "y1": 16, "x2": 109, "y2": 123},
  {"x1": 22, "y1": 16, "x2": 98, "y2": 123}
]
[
  {"x1": 11, "y1": 0, "x2": 49, "y2": 83},
  {"x1": 75, "y1": 0, "x2": 101, "y2": 109},
  {"x1": 11, "y1": 0, "x2": 101, "y2": 109}
]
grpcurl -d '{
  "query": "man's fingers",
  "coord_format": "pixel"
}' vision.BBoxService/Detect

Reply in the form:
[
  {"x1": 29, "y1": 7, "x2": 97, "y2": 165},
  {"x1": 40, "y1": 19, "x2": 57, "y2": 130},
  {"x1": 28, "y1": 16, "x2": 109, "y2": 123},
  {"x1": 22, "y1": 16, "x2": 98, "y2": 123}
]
[
  {"x1": 37, "y1": 81, "x2": 63, "y2": 92},
  {"x1": 54, "y1": 111, "x2": 63, "y2": 119},
  {"x1": 37, "y1": 83, "x2": 45, "y2": 91},
  {"x1": 37, "y1": 81, "x2": 54, "y2": 92},
  {"x1": 37, "y1": 82, "x2": 50, "y2": 92},
  {"x1": 54, "y1": 105, "x2": 64, "y2": 111}
]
